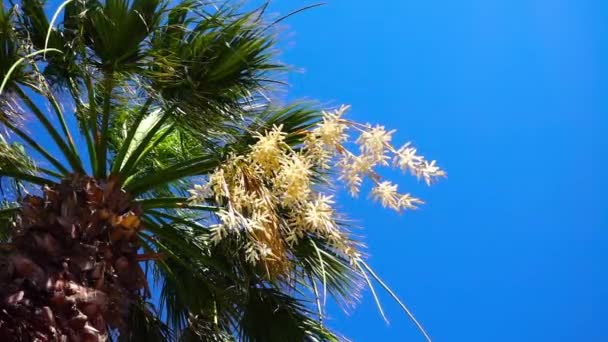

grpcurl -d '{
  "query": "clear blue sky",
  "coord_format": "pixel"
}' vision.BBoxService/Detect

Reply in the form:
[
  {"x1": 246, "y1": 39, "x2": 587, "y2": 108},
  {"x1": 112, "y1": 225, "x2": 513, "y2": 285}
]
[{"x1": 268, "y1": 1, "x2": 607, "y2": 341}]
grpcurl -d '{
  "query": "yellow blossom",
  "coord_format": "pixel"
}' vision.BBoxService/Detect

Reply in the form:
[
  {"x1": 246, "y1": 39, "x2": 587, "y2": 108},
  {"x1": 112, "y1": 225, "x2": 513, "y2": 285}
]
[
  {"x1": 303, "y1": 194, "x2": 337, "y2": 233},
  {"x1": 250, "y1": 125, "x2": 287, "y2": 172},
  {"x1": 303, "y1": 134, "x2": 333, "y2": 169},
  {"x1": 356, "y1": 124, "x2": 395, "y2": 165},
  {"x1": 275, "y1": 152, "x2": 312, "y2": 205},
  {"x1": 399, "y1": 193, "x2": 424, "y2": 210},
  {"x1": 419, "y1": 160, "x2": 445, "y2": 185},
  {"x1": 393, "y1": 143, "x2": 423, "y2": 173},
  {"x1": 188, "y1": 183, "x2": 211, "y2": 202},
  {"x1": 371, "y1": 181, "x2": 400, "y2": 210},
  {"x1": 313, "y1": 105, "x2": 350, "y2": 147},
  {"x1": 337, "y1": 155, "x2": 363, "y2": 196}
]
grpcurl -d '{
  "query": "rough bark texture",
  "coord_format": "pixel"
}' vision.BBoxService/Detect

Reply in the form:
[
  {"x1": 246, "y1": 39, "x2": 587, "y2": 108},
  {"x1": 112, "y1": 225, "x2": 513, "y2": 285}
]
[{"x1": 0, "y1": 175, "x2": 147, "y2": 341}]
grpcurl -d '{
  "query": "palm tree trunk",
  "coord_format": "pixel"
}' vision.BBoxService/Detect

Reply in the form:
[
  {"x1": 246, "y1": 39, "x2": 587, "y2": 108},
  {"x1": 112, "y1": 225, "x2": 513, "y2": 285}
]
[{"x1": 0, "y1": 175, "x2": 148, "y2": 341}]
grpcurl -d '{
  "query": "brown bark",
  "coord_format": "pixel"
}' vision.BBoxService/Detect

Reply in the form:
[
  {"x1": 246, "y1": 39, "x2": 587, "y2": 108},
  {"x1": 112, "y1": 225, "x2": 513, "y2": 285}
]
[{"x1": 0, "y1": 175, "x2": 148, "y2": 341}]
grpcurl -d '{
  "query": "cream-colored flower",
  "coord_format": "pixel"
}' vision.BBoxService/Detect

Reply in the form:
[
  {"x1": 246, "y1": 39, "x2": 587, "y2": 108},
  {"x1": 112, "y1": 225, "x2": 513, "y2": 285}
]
[
  {"x1": 207, "y1": 168, "x2": 227, "y2": 198},
  {"x1": 209, "y1": 225, "x2": 227, "y2": 245},
  {"x1": 188, "y1": 104, "x2": 444, "y2": 271},
  {"x1": 393, "y1": 143, "x2": 423, "y2": 173},
  {"x1": 303, "y1": 194, "x2": 337, "y2": 233},
  {"x1": 285, "y1": 228, "x2": 302, "y2": 246},
  {"x1": 229, "y1": 183, "x2": 257, "y2": 212},
  {"x1": 419, "y1": 160, "x2": 445, "y2": 185},
  {"x1": 245, "y1": 241, "x2": 260, "y2": 264},
  {"x1": 371, "y1": 181, "x2": 400, "y2": 210},
  {"x1": 356, "y1": 124, "x2": 394, "y2": 164},
  {"x1": 250, "y1": 125, "x2": 287, "y2": 172},
  {"x1": 303, "y1": 134, "x2": 333, "y2": 169},
  {"x1": 337, "y1": 155, "x2": 364, "y2": 196},
  {"x1": 343, "y1": 246, "x2": 362, "y2": 264},
  {"x1": 188, "y1": 183, "x2": 212, "y2": 202},
  {"x1": 258, "y1": 243, "x2": 273, "y2": 258},
  {"x1": 399, "y1": 193, "x2": 424, "y2": 210},
  {"x1": 244, "y1": 242, "x2": 274, "y2": 264},
  {"x1": 217, "y1": 208, "x2": 243, "y2": 231},
  {"x1": 275, "y1": 153, "x2": 312, "y2": 205},
  {"x1": 352, "y1": 154, "x2": 381, "y2": 174},
  {"x1": 248, "y1": 202, "x2": 274, "y2": 233},
  {"x1": 313, "y1": 106, "x2": 350, "y2": 147}
]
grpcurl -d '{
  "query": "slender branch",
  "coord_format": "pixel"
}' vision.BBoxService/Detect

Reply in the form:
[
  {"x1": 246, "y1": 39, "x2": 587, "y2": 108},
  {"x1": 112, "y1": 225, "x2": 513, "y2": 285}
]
[
  {"x1": 310, "y1": 239, "x2": 328, "y2": 308},
  {"x1": 268, "y1": 3, "x2": 326, "y2": 27},
  {"x1": 43, "y1": 0, "x2": 74, "y2": 59},
  {"x1": 359, "y1": 260, "x2": 432, "y2": 342},
  {"x1": 355, "y1": 262, "x2": 389, "y2": 324},
  {"x1": 0, "y1": 49, "x2": 62, "y2": 96},
  {"x1": 310, "y1": 276, "x2": 324, "y2": 323}
]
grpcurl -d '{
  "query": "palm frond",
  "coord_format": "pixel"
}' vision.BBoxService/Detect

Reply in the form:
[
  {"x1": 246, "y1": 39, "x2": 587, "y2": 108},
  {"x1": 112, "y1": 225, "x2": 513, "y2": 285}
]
[
  {"x1": 116, "y1": 107, "x2": 169, "y2": 176},
  {"x1": 124, "y1": 103, "x2": 321, "y2": 196},
  {"x1": 179, "y1": 313, "x2": 235, "y2": 342},
  {"x1": 119, "y1": 300, "x2": 173, "y2": 342},
  {"x1": 147, "y1": 2, "x2": 283, "y2": 133},
  {"x1": 0, "y1": 132, "x2": 56, "y2": 187},
  {"x1": 20, "y1": 0, "x2": 62, "y2": 51},
  {"x1": 84, "y1": 0, "x2": 162, "y2": 71},
  {"x1": 0, "y1": 6, "x2": 27, "y2": 94},
  {"x1": 239, "y1": 285, "x2": 340, "y2": 342},
  {"x1": 141, "y1": 215, "x2": 236, "y2": 334},
  {"x1": 293, "y1": 236, "x2": 364, "y2": 309}
]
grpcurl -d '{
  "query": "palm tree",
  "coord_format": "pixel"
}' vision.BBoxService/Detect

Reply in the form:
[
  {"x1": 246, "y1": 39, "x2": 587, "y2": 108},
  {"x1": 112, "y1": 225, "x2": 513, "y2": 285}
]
[{"x1": 0, "y1": 0, "x2": 441, "y2": 341}]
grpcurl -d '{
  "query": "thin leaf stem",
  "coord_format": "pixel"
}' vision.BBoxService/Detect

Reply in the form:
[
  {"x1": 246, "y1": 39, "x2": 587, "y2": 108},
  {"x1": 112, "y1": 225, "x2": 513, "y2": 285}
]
[{"x1": 359, "y1": 260, "x2": 432, "y2": 342}]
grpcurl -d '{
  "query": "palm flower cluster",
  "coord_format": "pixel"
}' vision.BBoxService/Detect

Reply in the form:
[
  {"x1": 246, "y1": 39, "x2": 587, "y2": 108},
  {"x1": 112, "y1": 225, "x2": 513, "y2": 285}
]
[{"x1": 189, "y1": 105, "x2": 445, "y2": 272}]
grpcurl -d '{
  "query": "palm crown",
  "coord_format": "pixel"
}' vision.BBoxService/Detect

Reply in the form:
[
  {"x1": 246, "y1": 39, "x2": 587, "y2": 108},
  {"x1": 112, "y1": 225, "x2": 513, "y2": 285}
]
[{"x1": 0, "y1": 0, "x2": 443, "y2": 341}]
